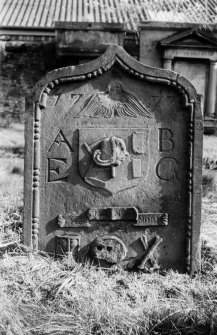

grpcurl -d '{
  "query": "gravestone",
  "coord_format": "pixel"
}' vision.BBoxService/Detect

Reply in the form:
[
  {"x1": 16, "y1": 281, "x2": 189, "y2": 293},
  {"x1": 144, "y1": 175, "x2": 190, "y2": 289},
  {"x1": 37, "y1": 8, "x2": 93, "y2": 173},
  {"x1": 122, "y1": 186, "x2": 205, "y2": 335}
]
[{"x1": 24, "y1": 45, "x2": 203, "y2": 274}]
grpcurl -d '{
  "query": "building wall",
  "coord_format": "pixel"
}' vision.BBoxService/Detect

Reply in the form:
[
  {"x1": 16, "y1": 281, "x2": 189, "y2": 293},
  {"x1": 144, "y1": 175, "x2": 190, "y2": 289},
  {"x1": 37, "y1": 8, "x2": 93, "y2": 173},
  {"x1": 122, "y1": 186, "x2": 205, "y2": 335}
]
[
  {"x1": 1, "y1": 23, "x2": 217, "y2": 128},
  {"x1": 139, "y1": 22, "x2": 217, "y2": 125},
  {"x1": 139, "y1": 29, "x2": 177, "y2": 68},
  {"x1": 0, "y1": 26, "x2": 131, "y2": 125}
]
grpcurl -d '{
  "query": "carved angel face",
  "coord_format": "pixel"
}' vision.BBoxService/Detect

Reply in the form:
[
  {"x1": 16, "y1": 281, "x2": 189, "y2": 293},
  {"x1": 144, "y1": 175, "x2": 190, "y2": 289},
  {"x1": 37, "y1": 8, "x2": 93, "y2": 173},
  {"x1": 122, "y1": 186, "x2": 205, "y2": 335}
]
[{"x1": 107, "y1": 81, "x2": 123, "y2": 94}]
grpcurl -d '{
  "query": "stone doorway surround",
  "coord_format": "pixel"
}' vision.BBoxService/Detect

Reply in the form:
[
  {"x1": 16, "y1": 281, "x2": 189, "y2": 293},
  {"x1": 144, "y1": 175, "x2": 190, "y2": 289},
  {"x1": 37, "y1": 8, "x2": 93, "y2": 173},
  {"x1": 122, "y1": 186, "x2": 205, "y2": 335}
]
[{"x1": 160, "y1": 28, "x2": 217, "y2": 132}]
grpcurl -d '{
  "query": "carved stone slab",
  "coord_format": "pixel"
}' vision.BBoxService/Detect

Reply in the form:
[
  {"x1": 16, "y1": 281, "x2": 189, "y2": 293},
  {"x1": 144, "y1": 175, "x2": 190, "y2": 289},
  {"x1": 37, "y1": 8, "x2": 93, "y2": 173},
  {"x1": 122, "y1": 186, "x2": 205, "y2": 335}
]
[{"x1": 24, "y1": 44, "x2": 203, "y2": 274}]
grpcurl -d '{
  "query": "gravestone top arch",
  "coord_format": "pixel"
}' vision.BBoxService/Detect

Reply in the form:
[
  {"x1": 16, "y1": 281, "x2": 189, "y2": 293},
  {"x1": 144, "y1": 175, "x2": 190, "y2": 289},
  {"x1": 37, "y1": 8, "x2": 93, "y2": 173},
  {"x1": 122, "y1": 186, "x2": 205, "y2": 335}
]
[{"x1": 24, "y1": 44, "x2": 203, "y2": 274}]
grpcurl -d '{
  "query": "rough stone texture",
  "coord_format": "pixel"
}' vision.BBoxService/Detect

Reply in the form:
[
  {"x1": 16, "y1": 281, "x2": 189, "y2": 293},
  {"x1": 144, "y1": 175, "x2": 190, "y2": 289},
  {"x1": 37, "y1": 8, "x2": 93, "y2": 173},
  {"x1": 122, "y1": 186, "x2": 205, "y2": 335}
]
[
  {"x1": 0, "y1": 29, "x2": 137, "y2": 124},
  {"x1": 0, "y1": 41, "x2": 58, "y2": 122},
  {"x1": 24, "y1": 44, "x2": 203, "y2": 274},
  {"x1": 56, "y1": 23, "x2": 125, "y2": 57}
]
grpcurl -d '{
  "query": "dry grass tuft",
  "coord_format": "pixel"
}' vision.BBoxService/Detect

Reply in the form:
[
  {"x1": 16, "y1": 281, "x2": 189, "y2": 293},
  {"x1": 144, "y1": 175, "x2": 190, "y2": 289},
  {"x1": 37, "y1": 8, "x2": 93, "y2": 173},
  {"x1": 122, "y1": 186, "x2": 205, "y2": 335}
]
[
  {"x1": 0, "y1": 248, "x2": 217, "y2": 335},
  {"x1": 201, "y1": 136, "x2": 217, "y2": 251},
  {"x1": 0, "y1": 155, "x2": 23, "y2": 245},
  {"x1": 202, "y1": 169, "x2": 217, "y2": 197},
  {"x1": 203, "y1": 135, "x2": 217, "y2": 165},
  {"x1": 0, "y1": 123, "x2": 24, "y2": 148}
]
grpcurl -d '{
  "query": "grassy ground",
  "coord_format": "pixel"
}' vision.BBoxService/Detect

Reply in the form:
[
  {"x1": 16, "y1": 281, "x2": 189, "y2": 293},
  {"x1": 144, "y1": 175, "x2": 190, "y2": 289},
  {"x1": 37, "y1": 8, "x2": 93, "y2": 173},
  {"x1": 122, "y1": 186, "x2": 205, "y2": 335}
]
[
  {"x1": 0, "y1": 126, "x2": 217, "y2": 335},
  {"x1": 202, "y1": 135, "x2": 217, "y2": 253},
  {"x1": 0, "y1": 253, "x2": 217, "y2": 335},
  {"x1": 0, "y1": 123, "x2": 24, "y2": 148}
]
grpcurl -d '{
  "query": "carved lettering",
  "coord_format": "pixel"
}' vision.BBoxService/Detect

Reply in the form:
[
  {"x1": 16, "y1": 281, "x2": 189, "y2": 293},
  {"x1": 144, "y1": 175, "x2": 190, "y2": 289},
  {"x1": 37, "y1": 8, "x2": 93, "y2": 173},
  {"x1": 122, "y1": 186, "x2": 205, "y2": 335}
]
[
  {"x1": 151, "y1": 95, "x2": 162, "y2": 107},
  {"x1": 156, "y1": 157, "x2": 179, "y2": 181},
  {"x1": 53, "y1": 94, "x2": 61, "y2": 106},
  {"x1": 132, "y1": 159, "x2": 142, "y2": 178},
  {"x1": 70, "y1": 94, "x2": 82, "y2": 107},
  {"x1": 159, "y1": 128, "x2": 174, "y2": 152},
  {"x1": 55, "y1": 234, "x2": 80, "y2": 261},
  {"x1": 87, "y1": 207, "x2": 138, "y2": 221},
  {"x1": 57, "y1": 214, "x2": 90, "y2": 228},
  {"x1": 79, "y1": 128, "x2": 150, "y2": 194},
  {"x1": 151, "y1": 95, "x2": 178, "y2": 107},
  {"x1": 48, "y1": 130, "x2": 73, "y2": 152},
  {"x1": 144, "y1": 216, "x2": 157, "y2": 224},
  {"x1": 134, "y1": 213, "x2": 168, "y2": 226},
  {"x1": 132, "y1": 132, "x2": 145, "y2": 153},
  {"x1": 53, "y1": 94, "x2": 82, "y2": 107},
  {"x1": 48, "y1": 158, "x2": 68, "y2": 182},
  {"x1": 47, "y1": 130, "x2": 73, "y2": 182}
]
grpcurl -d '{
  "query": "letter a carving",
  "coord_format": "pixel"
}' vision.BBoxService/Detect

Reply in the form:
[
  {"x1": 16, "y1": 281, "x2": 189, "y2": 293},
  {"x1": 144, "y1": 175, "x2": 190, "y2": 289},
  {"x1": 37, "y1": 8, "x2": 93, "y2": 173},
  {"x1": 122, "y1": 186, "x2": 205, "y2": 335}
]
[{"x1": 47, "y1": 130, "x2": 73, "y2": 182}]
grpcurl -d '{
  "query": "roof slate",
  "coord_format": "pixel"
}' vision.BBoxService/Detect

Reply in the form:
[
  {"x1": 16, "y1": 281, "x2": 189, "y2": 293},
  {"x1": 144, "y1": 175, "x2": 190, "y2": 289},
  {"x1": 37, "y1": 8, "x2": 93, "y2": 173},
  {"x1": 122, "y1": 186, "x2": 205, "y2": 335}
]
[{"x1": 0, "y1": 0, "x2": 217, "y2": 32}]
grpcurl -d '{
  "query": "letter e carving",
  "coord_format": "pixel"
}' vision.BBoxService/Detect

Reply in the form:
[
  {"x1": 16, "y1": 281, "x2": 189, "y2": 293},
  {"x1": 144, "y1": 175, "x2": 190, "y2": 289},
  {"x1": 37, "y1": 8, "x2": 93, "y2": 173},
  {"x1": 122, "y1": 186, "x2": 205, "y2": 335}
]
[{"x1": 47, "y1": 130, "x2": 73, "y2": 182}]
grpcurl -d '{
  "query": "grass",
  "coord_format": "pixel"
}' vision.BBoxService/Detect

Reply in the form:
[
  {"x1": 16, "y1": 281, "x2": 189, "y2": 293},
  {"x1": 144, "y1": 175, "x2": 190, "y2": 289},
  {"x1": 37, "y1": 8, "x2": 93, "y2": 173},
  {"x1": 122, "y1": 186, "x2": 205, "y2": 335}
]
[
  {"x1": 203, "y1": 135, "x2": 217, "y2": 166},
  {"x1": 0, "y1": 123, "x2": 24, "y2": 149},
  {"x1": 201, "y1": 135, "x2": 217, "y2": 252},
  {"x1": 0, "y1": 155, "x2": 23, "y2": 244},
  {"x1": 0, "y1": 129, "x2": 217, "y2": 335},
  {"x1": 0, "y1": 251, "x2": 217, "y2": 335}
]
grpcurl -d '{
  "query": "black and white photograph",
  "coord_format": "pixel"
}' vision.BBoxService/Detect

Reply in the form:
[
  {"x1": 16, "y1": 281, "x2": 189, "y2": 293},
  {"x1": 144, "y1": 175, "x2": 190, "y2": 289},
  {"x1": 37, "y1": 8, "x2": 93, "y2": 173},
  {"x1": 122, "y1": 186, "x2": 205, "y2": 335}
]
[{"x1": 0, "y1": 1, "x2": 217, "y2": 334}]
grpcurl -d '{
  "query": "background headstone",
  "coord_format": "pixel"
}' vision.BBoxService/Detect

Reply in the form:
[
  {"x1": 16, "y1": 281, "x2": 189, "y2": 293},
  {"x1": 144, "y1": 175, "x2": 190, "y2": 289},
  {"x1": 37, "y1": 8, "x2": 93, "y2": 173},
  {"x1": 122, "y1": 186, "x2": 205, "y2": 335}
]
[{"x1": 24, "y1": 45, "x2": 203, "y2": 274}]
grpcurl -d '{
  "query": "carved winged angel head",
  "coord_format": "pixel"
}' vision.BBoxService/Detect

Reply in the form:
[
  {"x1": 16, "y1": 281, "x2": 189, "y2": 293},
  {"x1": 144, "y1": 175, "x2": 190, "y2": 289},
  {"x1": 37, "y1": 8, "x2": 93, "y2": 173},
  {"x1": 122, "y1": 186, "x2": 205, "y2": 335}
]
[{"x1": 76, "y1": 80, "x2": 153, "y2": 118}]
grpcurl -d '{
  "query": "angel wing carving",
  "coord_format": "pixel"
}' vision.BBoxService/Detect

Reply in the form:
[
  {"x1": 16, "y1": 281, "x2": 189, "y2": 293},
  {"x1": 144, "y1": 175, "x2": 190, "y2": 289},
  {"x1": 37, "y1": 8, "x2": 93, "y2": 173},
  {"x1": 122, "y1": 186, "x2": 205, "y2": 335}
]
[{"x1": 76, "y1": 81, "x2": 153, "y2": 118}]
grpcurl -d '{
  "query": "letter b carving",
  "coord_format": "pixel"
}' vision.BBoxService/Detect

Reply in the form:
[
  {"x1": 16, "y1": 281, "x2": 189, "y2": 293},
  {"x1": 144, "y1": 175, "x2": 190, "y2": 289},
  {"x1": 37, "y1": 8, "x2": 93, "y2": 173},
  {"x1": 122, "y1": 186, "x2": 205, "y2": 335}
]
[{"x1": 159, "y1": 128, "x2": 174, "y2": 152}]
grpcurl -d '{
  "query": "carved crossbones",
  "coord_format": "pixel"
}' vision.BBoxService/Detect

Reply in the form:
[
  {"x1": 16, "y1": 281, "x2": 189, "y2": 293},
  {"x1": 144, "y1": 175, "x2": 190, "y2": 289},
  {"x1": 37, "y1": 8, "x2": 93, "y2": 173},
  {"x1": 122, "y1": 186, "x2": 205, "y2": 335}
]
[{"x1": 138, "y1": 235, "x2": 162, "y2": 272}]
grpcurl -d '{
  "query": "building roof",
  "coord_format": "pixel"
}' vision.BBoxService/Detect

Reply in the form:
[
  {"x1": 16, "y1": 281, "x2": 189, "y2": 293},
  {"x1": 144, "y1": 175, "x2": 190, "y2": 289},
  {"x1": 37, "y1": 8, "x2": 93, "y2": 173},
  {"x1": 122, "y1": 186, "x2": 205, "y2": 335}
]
[{"x1": 0, "y1": 0, "x2": 217, "y2": 32}]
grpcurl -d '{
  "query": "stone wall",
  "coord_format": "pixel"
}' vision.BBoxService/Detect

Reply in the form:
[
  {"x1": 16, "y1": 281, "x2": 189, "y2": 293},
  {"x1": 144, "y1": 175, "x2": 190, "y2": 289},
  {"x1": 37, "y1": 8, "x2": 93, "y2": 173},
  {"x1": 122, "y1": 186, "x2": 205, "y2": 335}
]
[
  {"x1": 0, "y1": 40, "x2": 57, "y2": 124},
  {"x1": 0, "y1": 27, "x2": 138, "y2": 126}
]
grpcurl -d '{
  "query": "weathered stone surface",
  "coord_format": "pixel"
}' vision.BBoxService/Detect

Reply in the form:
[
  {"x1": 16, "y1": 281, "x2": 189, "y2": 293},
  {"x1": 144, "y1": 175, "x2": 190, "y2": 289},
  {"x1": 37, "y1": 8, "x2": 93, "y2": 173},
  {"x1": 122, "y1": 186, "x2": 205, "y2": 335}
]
[
  {"x1": 0, "y1": 41, "x2": 57, "y2": 123},
  {"x1": 24, "y1": 44, "x2": 203, "y2": 274}
]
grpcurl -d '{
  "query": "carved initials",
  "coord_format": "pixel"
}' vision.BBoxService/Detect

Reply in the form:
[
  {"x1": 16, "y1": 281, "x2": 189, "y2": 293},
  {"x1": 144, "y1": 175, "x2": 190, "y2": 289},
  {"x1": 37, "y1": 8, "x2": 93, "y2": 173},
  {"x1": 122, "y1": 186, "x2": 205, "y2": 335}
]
[
  {"x1": 48, "y1": 130, "x2": 72, "y2": 152},
  {"x1": 132, "y1": 159, "x2": 142, "y2": 177},
  {"x1": 47, "y1": 130, "x2": 73, "y2": 182},
  {"x1": 159, "y1": 128, "x2": 174, "y2": 152},
  {"x1": 132, "y1": 132, "x2": 145, "y2": 154},
  {"x1": 156, "y1": 157, "x2": 179, "y2": 181},
  {"x1": 48, "y1": 158, "x2": 68, "y2": 182}
]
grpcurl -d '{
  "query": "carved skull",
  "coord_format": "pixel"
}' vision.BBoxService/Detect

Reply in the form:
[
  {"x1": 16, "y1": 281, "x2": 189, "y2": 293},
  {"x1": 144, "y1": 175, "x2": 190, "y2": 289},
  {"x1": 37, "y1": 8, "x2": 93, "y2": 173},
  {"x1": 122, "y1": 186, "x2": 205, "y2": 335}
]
[{"x1": 90, "y1": 235, "x2": 127, "y2": 264}]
